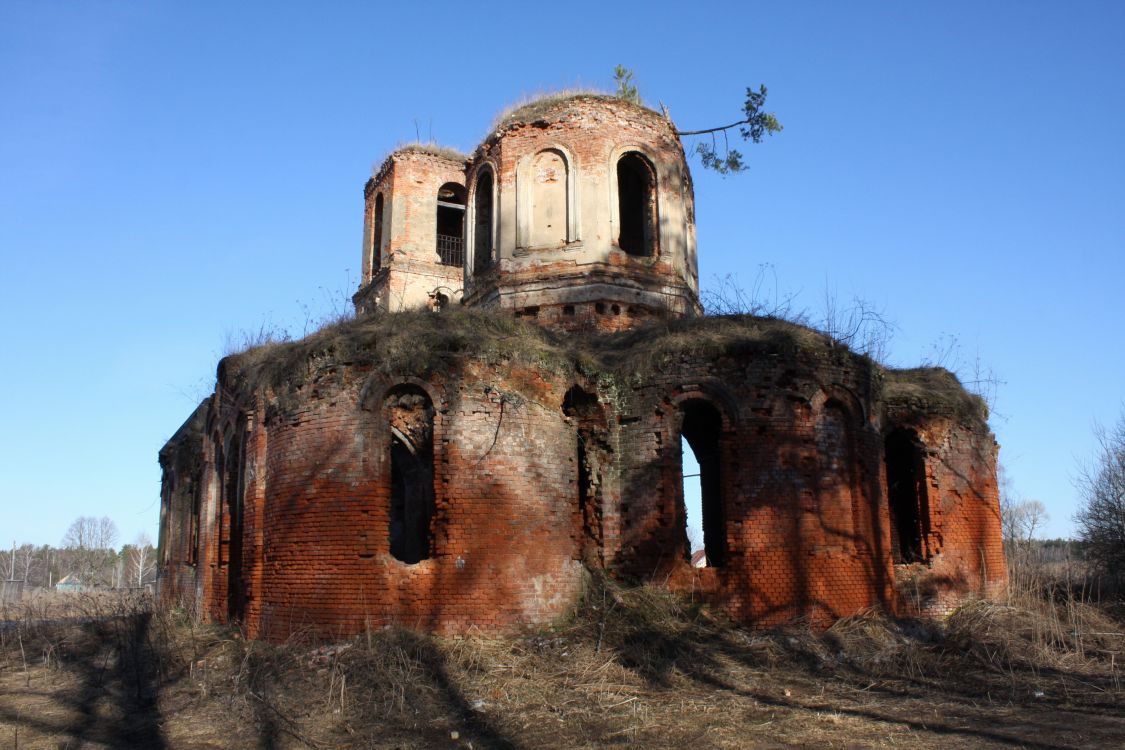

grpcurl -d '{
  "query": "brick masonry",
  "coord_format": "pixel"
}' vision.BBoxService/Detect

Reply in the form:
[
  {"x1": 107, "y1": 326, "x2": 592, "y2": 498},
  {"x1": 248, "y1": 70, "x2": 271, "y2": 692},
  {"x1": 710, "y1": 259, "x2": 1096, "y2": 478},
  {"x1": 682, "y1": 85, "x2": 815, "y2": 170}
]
[{"x1": 158, "y1": 95, "x2": 1005, "y2": 640}]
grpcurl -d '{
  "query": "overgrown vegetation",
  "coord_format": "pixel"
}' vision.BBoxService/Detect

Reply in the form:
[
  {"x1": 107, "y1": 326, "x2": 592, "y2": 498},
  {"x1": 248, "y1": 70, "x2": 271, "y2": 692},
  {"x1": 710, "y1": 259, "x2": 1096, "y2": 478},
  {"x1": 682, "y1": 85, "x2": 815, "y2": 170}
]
[
  {"x1": 217, "y1": 294, "x2": 991, "y2": 435},
  {"x1": 882, "y1": 367, "x2": 989, "y2": 423},
  {"x1": 3, "y1": 565, "x2": 1122, "y2": 749},
  {"x1": 224, "y1": 307, "x2": 576, "y2": 393},
  {"x1": 489, "y1": 89, "x2": 620, "y2": 132},
  {"x1": 371, "y1": 142, "x2": 470, "y2": 177}
]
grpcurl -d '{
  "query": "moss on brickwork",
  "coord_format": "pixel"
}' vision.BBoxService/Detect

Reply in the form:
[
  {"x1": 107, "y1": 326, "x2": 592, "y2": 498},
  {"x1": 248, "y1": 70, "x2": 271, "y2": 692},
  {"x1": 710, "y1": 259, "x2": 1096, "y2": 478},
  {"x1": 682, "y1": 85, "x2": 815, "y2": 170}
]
[
  {"x1": 882, "y1": 366, "x2": 988, "y2": 424},
  {"x1": 585, "y1": 314, "x2": 841, "y2": 381},
  {"x1": 222, "y1": 308, "x2": 575, "y2": 392},
  {"x1": 221, "y1": 311, "x2": 986, "y2": 431},
  {"x1": 491, "y1": 92, "x2": 665, "y2": 135}
]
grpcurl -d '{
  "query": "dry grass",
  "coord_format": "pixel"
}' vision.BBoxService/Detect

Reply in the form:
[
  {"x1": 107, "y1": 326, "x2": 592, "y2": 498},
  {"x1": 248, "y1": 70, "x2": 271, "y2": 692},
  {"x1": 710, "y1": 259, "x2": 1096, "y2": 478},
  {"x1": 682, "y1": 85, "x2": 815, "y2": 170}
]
[
  {"x1": 584, "y1": 313, "x2": 849, "y2": 383},
  {"x1": 219, "y1": 309, "x2": 989, "y2": 437},
  {"x1": 883, "y1": 366, "x2": 988, "y2": 422},
  {"x1": 223, "y1": 307, "x2": 576, "y2": 394},
  {"x1": 371, "y1": 143, "x2": 469, "y2": 178},
  {"x1": 2, "y1": 572, "x2": 1123, "y2": 749},
  {"x1": 488, "y1": 90, "x2": 662, "y2": 135}
]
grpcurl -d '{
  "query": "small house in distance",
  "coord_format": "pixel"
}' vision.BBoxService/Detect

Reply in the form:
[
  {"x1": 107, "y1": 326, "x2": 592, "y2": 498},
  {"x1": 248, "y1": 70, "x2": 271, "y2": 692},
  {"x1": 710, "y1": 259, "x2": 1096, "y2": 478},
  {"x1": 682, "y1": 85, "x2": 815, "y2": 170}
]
[{"x1": 158, "y1": 94, "x2": 1006, "y2": 641}]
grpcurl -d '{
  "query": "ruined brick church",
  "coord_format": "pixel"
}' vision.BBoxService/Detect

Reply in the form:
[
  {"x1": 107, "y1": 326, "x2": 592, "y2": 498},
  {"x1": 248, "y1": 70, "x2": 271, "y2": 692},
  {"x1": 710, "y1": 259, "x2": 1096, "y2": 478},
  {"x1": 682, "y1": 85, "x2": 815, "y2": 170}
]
[{"x1": 158, "y1": 95, "x2": 1006, "y2": 639}]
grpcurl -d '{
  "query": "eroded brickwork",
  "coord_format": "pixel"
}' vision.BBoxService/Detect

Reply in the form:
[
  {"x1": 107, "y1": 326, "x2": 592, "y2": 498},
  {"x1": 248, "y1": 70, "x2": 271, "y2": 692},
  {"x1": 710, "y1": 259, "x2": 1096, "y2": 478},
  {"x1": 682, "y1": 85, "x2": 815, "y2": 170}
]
[{"x1": 158, "y1": 95, "x2": 1005, "y2": 639}]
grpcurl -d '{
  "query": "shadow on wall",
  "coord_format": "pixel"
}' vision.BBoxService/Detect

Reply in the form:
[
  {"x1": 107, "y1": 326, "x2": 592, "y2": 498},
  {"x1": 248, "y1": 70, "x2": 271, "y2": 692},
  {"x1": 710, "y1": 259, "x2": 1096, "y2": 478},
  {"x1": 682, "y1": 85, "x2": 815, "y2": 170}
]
[{"x1": 616, "y1": 389, "x2": 895, "y2": 625}]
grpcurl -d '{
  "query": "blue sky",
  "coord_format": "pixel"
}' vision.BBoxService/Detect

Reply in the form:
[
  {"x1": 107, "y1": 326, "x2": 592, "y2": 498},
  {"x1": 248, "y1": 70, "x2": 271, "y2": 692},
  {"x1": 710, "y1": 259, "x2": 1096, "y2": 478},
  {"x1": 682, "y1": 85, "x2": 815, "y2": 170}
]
[{"x1": 1, "y1": 1, "x2": 1122, "y2": 546}]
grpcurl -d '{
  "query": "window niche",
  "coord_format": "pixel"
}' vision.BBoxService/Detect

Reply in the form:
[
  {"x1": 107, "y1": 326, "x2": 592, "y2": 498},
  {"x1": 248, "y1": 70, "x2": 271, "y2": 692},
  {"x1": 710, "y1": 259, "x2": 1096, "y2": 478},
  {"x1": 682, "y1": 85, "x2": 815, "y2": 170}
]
[
  {"x1": 473, "y1": 170, "x2": 494, "y2": 274},
  {"x1": 385, "y1": 386, "x2": 436, "y2": 565},
  {"x1": 372, "y1": 193, "x2": 385, "y2": 272},
  {"x1": 616, "y1": 152, "x2": 657, "y2": 257},
  {"x1": 885, "y1": 429, "x2": 931, "y2": 564},
  {"x1": 436, "y1": 183, "x2": 466, "y2": 267},
  {"x1": 679, "y1": 399, "x2": 726, "y2": 567},
  {"x1": 213, "y1": 426, "x2": 247, "y2": 619},
  {"x1": 529, "y1": 149, "x2": 568, "y2": 248},
  {"x1": 563, "y1": 386, "x2": 608, "y2": 562},
  {"x1": 815, "y1": 401, "x2": 857, "y2": 545}
]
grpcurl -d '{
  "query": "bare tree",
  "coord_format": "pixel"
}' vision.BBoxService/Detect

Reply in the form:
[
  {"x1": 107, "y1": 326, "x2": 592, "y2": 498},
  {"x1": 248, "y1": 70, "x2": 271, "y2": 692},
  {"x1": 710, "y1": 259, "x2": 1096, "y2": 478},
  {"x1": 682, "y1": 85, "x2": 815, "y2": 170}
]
[
  {"x1": 61, "y1": 516, "x2": 120, "y2": 586},
  {"x1": 1004, "y1": 499, "x2": 1049, "y2": 546},
  {"x1": 129, "y1": 532, "x2": 156, "y2": 588},
  {"x1": 1075, "y1": 411, "x2": 1125, "y2": 587},
  {"x1": 62, "y1": 516, "x2": 119, "y2": 550},
  {"x1": 15, "y1": 544, "x2": 36, "y2": 583}
]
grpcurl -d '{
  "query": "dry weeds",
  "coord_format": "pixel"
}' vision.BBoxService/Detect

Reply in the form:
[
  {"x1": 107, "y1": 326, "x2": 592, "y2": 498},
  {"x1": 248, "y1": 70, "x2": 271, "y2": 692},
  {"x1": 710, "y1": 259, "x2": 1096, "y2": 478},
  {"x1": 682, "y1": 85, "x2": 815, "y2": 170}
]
[{"x1": 2, "y1": 571, "x2": 1123, "y2": 749}]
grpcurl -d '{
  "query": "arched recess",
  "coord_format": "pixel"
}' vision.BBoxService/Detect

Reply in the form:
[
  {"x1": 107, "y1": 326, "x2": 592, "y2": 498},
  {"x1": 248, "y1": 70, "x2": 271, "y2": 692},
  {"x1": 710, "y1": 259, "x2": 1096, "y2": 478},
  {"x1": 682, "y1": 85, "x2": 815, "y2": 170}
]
[
  {"x1": 436, "y1": 182, "x2": 466, "y2": 267},
  {"x1": 614, "y1": 150, "x2": 658, "y2": 257},
  {"x1": 372, "y1": 192, "x2": 385, "y2": 273},
  {"x1": 384, "y1": 384, "x2": 436, "y2": 565},
  {"x1": 884, "y1": 428, "x2": 931, "y2": 564},
  {"x1": 209, "y1": 420, "x2": 247, "y2": 621},
  {"x1": 814, "y1": 399, "x2": 858, "y2": 548},
  {"x1": 224, "y1": 421, "x2": 247, "y2": 620},
  {"x1": 470, "y1": 166, "x2": 496, "y2": 274},
  {"x1": 675, "y1": 397, "x2": 729, "y2": 568},
  {"x1": 562, "y1": 386, "x2": 608, "y2": 563},
  {"x1": 188, "y1": 472, "x2": 200, "y2": 567},
  {"x1": 518, "y1": 146, "x2": 579, "y2": 249}
]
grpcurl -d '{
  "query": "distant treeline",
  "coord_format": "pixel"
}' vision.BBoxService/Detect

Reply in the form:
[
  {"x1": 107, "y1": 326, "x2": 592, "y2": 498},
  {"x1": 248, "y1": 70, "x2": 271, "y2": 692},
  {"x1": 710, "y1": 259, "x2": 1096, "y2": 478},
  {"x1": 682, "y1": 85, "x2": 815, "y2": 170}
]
[
  {"x1": 3, "y1": 516, "x2": 156, "y2": 589},
  {"x1": 1, "y1": 542, "x2": 157, "y2": 589}
]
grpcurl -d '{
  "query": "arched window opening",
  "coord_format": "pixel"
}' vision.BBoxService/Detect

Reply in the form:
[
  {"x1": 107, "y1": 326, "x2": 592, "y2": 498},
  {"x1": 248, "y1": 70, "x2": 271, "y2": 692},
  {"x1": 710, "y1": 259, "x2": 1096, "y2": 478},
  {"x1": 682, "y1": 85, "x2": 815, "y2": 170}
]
[
  {"x1": 617, "y1": 152, "x2": 657, "y2": 257},
  {"x1": 436, "y1": 183, "x2": 466, "y2": 267},
  {"x1": 530, "y1": 149, "x2": 567, "y2": 247},
  {"x1": 386, "y1": 387, "x2": 435, "y2": 565},
  {"x1": 213, "y1": 438, "x2": 227, "y2": 568},
  {"x1": 372, "y1": 193, "x2": 385, "y2": 272},
  {"x1": 189, "y1": 478, "x2": 200, "y2": 566},
  {"x1": 473, "y1": 171, "x2": 494, "y2": 274},
  {"x1": 563, "y1": 386, "x2": 607, "y2": 561},
  {"x1": 680, "y1": 400, "x2": 725, "y2": 567},
  {"x1": 885, "y1": 429, "x2": 930, "y2": 563},
  {"x1": 224, "y1": 427, "x2": 246, "y2": 619}
]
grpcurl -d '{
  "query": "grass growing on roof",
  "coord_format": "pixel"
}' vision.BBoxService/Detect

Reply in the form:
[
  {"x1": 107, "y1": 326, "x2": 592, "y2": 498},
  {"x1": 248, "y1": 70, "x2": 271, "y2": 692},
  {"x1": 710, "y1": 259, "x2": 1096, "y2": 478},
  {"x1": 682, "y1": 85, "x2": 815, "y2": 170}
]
[
  {"x1": 489, "y1": 89, "x2": 662, "y2": 133},
  {"x1": 222, "y1": 307, "x2": 575, "y2": 392},
  {"x1": 883, "y1": 366, "x2": 988, "y2": 423},
  {"x1": 585, "y1": 314, "x2": 846, "y2": 381}
]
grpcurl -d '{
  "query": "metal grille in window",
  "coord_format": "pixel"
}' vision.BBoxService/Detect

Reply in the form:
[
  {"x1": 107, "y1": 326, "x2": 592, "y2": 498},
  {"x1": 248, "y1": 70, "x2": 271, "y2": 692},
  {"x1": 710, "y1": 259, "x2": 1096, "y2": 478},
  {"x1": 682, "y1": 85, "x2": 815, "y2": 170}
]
[{"x1": 437, "y1": 234, "x2": 464, "y2": 267}]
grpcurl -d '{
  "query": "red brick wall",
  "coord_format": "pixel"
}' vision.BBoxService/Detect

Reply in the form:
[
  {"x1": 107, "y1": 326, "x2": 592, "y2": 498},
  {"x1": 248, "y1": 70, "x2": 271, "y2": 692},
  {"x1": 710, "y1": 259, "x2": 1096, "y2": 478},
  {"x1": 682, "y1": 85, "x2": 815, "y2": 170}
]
[
  {"x1": 159, "y1": 319, "x2": 1005, "y2": 639},
  {"x1": 198, "y1": 363, "x2": 588, "y2": 640}
]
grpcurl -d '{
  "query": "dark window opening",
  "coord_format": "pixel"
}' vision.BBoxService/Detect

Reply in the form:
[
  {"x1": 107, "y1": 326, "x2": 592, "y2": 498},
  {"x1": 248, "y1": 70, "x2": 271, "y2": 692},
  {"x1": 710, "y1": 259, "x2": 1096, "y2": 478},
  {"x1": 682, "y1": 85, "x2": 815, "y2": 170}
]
[
  {"x1": 680, "y1": 400, "x2": 725, "y2": 567},
  {"x1": 595, "y1": 302, "x2": 606, "y2": 314},
  {"x1": 225, "y1": 428, "x2": 246, "y2": 620},
  {"x1": 188, "y1": 479, "x2": 200, "y2": 566},
  {"x1": 473, "y1": 171, "x2": 494, "y2": 274},
  {"x1": 387, "y1": 387, "x2": 435, "y2": 565},
  {"x1": 213, "y1": 439, "x2": 227, "y2": 568},
  {"x1": 617, "y1": 152, "x2": 657, "y2": 257},
  {"x1": 885, "y1": 429, "x2": 930, "y2": 563},
  {"x1": 372, "y1": 193, "x2": 385, "y2": 271},
  {"x1": 564, "y1": 387, "x2": 607, "y2": 562},
  {"x1": 563, "y1": 305, "x2": 575, "y2": 316},
  {"x1": 436, "y1": 183, "x2": 466, "y2": 267}
]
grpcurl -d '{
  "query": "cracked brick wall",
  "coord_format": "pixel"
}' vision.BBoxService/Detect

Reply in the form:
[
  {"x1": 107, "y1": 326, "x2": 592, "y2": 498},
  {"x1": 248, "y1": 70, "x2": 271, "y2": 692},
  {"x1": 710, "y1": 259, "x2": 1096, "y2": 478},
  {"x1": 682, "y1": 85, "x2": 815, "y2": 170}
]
[{"x1": 159, "y1": 318, "x2": 1004, "y2": 639}]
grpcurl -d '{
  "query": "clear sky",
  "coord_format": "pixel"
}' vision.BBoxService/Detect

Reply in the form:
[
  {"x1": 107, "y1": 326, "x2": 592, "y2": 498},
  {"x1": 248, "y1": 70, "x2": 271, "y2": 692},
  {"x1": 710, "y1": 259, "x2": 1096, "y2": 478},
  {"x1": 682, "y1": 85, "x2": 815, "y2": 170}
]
[{"x1": 1, "y1": 1, "x2": 1122, "y2": 547}]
